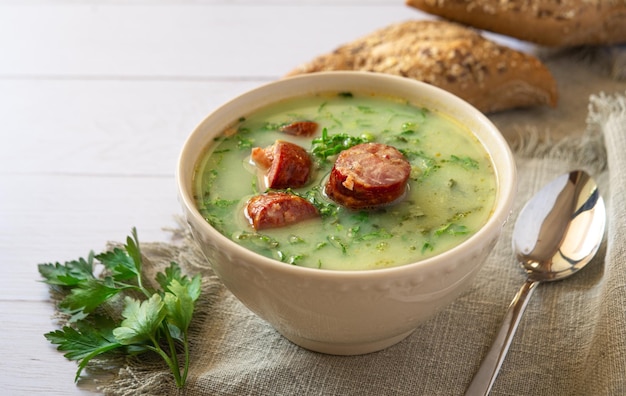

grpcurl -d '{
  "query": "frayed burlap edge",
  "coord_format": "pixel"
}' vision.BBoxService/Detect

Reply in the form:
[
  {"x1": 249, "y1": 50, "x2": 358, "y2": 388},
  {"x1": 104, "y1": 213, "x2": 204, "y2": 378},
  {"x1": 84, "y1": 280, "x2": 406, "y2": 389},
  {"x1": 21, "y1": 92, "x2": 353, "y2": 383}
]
[{"x1": 510, "y1": 122, "x2": 607, "y2": 176}]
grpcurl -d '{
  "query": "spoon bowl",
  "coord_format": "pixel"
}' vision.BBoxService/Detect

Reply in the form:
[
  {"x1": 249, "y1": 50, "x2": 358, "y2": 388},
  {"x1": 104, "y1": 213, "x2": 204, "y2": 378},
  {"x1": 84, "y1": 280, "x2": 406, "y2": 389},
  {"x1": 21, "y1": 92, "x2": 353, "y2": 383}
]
[
  {"x1": 513, "y1": 171, "x2": 605, "y2": 282},
  {"x1": 465, "y1": 170, "x2": 606, "y2": 396}
]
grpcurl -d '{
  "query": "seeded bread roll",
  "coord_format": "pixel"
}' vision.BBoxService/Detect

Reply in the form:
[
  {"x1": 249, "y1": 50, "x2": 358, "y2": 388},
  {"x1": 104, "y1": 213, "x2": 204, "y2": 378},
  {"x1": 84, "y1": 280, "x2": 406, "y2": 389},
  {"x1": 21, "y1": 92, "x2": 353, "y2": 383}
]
[
  {"x1": 286, "y1": 20, "x2": 558, "y2": 113},
  {"x1": 406, "y1": 0, "x2": 626, "y2": 47}
]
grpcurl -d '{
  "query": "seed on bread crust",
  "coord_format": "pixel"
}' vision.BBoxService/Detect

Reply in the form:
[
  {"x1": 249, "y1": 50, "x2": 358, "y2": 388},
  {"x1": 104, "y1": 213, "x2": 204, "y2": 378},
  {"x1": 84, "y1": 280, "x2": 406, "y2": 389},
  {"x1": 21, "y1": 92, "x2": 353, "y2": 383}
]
[{"x1": 286, "y1": 20, "x2": 558, "y2": 113}]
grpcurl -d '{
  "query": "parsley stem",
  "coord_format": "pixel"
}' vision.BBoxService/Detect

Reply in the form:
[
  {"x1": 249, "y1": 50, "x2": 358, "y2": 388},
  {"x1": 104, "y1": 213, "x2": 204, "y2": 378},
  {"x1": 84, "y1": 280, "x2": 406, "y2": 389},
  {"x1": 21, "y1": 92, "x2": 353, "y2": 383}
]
[
  {"x1": 163, "y1": 321, "x2": 183, "y2": 387},
  {"x1": 136, "y1": 276, "x2": 150, "y2": 298},
  {"x1": 147, "y1": 337, "x2": 183, "y2": 388},
  {"x1": 181, "y1": 331, "x2": 190, "y2": 385},
  {"x1": 114, "y1": 283, "x2": 150, "y2": 298}
]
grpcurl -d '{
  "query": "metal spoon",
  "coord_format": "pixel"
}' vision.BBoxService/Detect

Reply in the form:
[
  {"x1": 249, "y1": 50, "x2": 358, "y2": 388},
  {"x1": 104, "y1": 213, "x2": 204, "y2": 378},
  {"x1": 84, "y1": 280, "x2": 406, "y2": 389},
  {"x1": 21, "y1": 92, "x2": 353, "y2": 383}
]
[{"x1": 464, "y1": 170, "x2": 606, "y2": 396}]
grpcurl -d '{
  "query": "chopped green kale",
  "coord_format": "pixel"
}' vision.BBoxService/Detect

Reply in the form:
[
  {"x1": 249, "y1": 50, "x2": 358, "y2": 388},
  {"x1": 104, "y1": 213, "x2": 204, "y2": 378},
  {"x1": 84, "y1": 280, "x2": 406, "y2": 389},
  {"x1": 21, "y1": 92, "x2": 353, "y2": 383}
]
[{"x1": 310, "y1": 128, "x2": 373, "y2": 161}]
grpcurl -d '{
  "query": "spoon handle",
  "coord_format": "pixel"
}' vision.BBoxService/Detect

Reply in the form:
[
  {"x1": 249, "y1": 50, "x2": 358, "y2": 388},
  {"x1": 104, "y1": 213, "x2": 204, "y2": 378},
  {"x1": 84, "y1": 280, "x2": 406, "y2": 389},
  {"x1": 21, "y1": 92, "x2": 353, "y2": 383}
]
[{"x1": 464, "y1": 279, "x2": 539, "y2": 396}]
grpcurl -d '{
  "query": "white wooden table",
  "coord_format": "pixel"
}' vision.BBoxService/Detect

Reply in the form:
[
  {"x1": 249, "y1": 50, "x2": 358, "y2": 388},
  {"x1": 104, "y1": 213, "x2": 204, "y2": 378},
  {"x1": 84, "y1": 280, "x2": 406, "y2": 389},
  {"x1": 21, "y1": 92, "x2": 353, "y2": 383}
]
[
  {"x1": 0, "y1": 1, "x2": 441, "y2": 394},
  {"x1": 5, "y1": 1, "x2": 596, "y2": 394}
]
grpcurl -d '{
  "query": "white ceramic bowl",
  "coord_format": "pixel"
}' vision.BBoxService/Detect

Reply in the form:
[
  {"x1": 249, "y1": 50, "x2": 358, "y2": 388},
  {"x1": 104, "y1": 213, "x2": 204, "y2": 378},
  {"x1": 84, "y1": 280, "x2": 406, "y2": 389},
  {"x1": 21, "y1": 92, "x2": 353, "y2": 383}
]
[{"x1": 176, "y1": 72, "x2": 517, "y2": 355}]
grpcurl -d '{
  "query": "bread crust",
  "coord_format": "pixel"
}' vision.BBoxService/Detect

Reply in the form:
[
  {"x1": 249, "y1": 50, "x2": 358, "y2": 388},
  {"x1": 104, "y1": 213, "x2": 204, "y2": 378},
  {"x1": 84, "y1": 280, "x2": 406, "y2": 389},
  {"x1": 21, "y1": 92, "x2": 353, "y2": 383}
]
[
  {"x1": 406, "y1": 0, "x2": 626, "y2": 47},
  {"x1": 286, "y1": 20, "x2": 558, "y2": 113}
]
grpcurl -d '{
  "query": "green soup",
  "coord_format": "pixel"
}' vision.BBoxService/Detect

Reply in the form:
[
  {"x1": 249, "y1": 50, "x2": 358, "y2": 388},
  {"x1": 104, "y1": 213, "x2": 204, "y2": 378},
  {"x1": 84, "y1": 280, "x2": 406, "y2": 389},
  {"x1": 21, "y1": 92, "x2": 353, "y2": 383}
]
[{"x1": 193, "y1": 92, "x2": 496, "y2": 270}]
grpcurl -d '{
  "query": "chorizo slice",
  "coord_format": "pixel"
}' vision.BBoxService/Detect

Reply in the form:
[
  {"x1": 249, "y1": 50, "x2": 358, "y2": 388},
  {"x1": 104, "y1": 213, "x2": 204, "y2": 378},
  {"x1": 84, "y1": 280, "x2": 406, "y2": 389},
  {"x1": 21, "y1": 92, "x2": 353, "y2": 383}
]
[
  {"x1": 279, "y1": 121, "x2": 319, "y2": 137},
  {"x1": 245, "y1": 192, "x2": 319, "y2": 230},
  {"x1": 325, "y1": 142, "x2": 411, "y2": 209},
  {"x1": 250, "y1": 140, "x2": 312, "y2": 189}
]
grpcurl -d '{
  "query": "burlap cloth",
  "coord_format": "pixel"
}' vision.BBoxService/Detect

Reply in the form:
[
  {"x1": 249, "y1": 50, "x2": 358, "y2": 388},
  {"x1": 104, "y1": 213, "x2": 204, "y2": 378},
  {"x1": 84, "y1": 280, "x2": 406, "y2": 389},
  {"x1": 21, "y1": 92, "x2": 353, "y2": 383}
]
[{"x1": 86, "y1": 48, "x2": 626, "y2": 395}]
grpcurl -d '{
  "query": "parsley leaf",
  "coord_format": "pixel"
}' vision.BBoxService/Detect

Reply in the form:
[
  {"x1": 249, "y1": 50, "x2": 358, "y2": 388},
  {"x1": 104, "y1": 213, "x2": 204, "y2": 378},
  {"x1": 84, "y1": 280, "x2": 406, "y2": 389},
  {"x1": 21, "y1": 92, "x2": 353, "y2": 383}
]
[
  {"x1": 163, "y1": 278, "x2": 201, "y2": 335},
  {"x1": 114, "y1": 295, "x2": 167, "y2": 345},
  {"x1": 38, "y1": 253, "x2": 96, "y2": 287},
  {"x1": 59, "y1": 279, "x2": 122, "y2": 316},
  {"x1": 95, "y1": 248, "x2": 139, "y2": 281},
  {"x1": 44, "y1": 318, "x2": 122, "y2": 382}
]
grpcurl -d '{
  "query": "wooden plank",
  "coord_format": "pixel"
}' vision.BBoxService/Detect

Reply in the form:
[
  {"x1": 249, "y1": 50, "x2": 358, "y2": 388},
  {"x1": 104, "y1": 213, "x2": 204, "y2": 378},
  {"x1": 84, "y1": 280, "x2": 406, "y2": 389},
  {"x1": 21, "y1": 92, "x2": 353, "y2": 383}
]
[
  {"x1": 1, "y1": 300, "x2": 101, "y2": 395},
  {"x1": 5, "y1": 0, "x2": 393, "y2": 4},
  {"x1": 0, "y1": 4, "x2": 425, "y2": 77},
  {"x1": 0, "y1": 79, "x2": 267, "y2": 175},
  {"x1": 0, "y1": 2, "x2": 431, "y2": 394},
  {"x1": 0, "y1": 173, "x2": 186, "y2": 300}
]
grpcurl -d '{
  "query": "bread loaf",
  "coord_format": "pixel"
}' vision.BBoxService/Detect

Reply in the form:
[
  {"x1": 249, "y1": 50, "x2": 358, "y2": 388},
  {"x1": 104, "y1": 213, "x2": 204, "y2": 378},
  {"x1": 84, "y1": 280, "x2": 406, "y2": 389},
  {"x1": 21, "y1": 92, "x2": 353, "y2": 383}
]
[
  {"x1": 406, "y1": 0, "x2": 626, "y2": 47},
  {"x1": 286, "y1": 20, "x2": 558, "y2": 113}
]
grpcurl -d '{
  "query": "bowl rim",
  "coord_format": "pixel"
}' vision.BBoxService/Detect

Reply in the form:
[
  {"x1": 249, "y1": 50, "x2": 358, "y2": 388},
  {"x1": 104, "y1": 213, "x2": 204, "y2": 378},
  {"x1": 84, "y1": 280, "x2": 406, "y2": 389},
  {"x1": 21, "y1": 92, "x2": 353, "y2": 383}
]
[{"x1": 176, "y1": 71, "x2": 517, "y2": 279}]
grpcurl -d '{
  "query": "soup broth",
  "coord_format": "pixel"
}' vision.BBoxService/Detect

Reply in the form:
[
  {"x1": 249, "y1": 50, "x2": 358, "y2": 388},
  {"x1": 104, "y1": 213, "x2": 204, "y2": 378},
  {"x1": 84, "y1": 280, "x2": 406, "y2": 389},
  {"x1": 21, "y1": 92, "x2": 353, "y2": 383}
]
[{"x1": 194, "y1": 92, "x2": 496, "y2": 270}]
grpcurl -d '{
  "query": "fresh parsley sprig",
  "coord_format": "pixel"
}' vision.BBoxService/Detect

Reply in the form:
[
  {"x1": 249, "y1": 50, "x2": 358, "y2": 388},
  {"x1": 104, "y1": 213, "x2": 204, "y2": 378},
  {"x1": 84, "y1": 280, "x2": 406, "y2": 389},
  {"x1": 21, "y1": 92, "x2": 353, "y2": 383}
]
[{"x1": 38, "y1": 228, "x2": 201, "y2": 388}]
